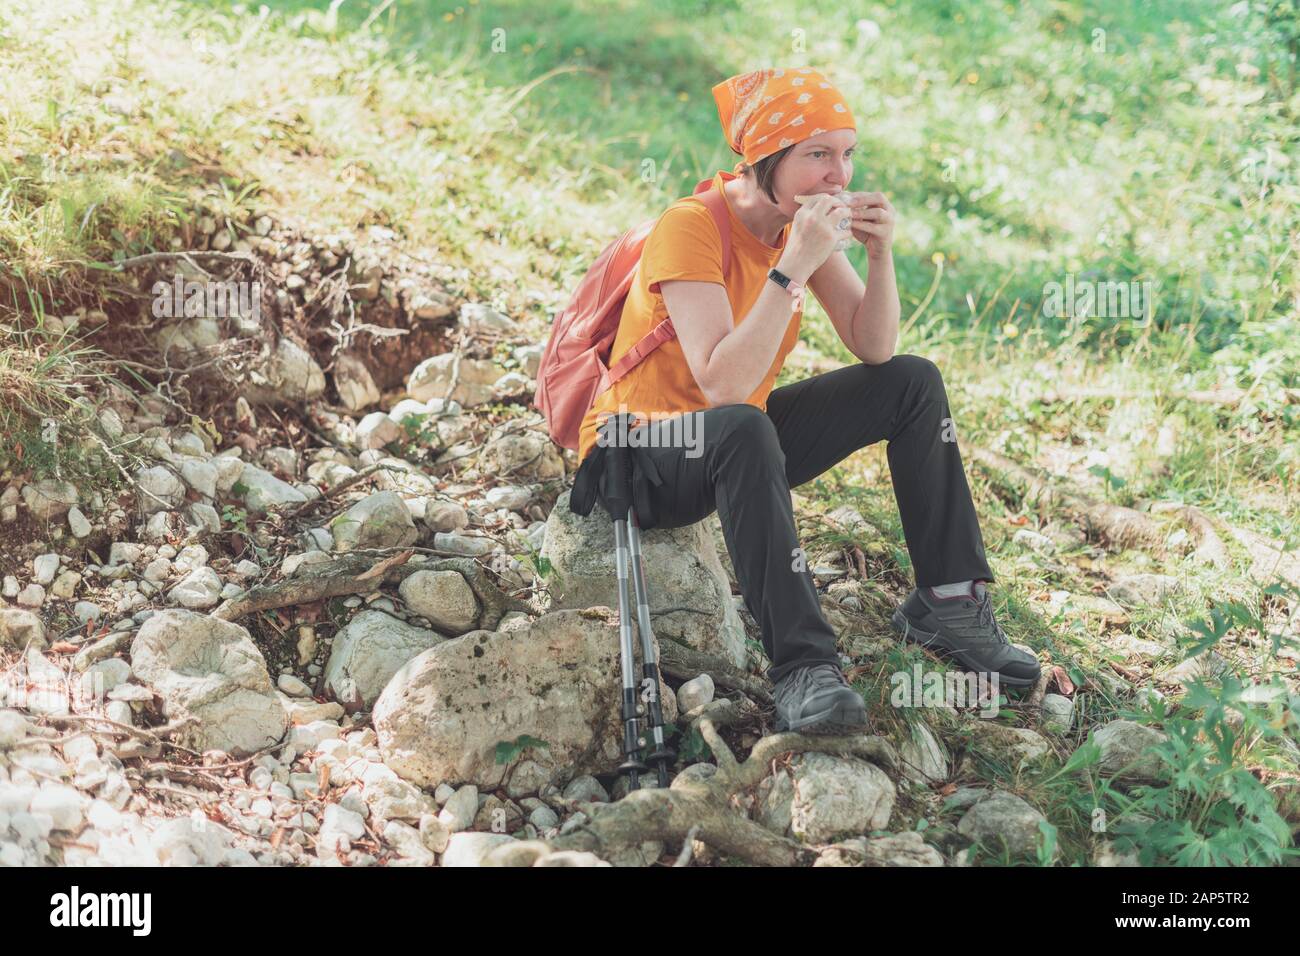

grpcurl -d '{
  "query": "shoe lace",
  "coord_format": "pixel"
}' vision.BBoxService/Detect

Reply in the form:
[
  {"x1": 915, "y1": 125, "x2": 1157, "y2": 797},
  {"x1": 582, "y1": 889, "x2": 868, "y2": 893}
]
[{"x1": 973, "y1": 590, "x2": 1009, "y2": 645}]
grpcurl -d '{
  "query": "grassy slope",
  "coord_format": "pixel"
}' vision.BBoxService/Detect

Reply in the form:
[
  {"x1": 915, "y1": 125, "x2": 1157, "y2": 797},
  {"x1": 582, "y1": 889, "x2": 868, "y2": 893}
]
[{"x1": 2, "y1": 0, "x2": 1298, "y2": 864}]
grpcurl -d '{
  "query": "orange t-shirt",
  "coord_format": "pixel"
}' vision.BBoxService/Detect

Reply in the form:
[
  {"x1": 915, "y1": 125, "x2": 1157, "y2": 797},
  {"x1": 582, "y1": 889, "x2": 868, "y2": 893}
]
[{"x1": 577, "y1": 170, "x2": 802, "y2": 463}]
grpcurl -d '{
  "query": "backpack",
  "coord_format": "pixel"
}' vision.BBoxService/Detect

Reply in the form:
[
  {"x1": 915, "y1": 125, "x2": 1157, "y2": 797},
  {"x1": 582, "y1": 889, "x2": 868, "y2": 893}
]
[{"x1": 532, "y1": 173, "x2": 734, "y2": 452}]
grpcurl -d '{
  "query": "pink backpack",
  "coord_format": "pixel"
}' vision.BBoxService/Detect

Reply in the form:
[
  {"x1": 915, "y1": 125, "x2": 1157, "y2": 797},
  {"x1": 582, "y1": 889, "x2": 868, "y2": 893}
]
[{"x1": 533, "y1": 174, "x2": 734, "y2": 451}]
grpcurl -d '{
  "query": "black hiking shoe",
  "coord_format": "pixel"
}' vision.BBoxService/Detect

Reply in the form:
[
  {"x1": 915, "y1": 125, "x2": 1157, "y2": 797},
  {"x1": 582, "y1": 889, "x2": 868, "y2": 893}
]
[
  {"x1": 890, "y1": 581, "x2": 1041, "y2": 688},
  {"x1": 773, "y1": 663, "x2": 870, "y2": 735}
]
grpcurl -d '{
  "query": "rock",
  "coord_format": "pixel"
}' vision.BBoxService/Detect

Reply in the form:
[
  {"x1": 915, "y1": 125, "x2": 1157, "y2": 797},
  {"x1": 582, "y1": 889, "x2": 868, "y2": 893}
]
[
  {"x1": 1040, "y1": 694, "x2": 1074, "y2": 733},
  {"x1": 422, "y1": 500, "x2": 469, "y2": 533},
  {"x1": 237, "y1": 463, "x2": 308, "y2": 514},
  {"x1": 898, "y1": 719, "x2": 949, "y2": 785},
  {"x1": 330, "y1": 491, "x2": 418, "y2": 552},
  {"x1": 441, "y1": 832, "x2": 518, "y2": 866},
  {"x1": 31, "y1": 783, "x2": 85, "y2": 831},
  {"x1": 373, "y1": 609, "x2": 677, "y2": 791},
  {"x1": 956, "y1": 790, "x2": 1053, "y2": 861},
  {"x1": 966, "y1": 721, "x2": 1053, "y2": 767},
  {"x1": 150, "y1": 816, "x2": 234, "y2": 866},
  {"x1": 242, "y1": 338, "x2": 326, "y2": 405},
  {"x1": 438, "y1": 784, "x2": 479, "y2": 832},
  {"x1": 756, "y1": 752, "x2": 896, "y2": 844},
  {"x1": 16, "y1": 584, "x2": 45, "y2": 609},
  {"x1": 816, "y1": 830, "x2": 945, "y2": 867},
  {"x1": 167, "y1": 567, "x2": 223, "y2": 610},
  {"x1": 1012, "y1": 528, "x2": 1056, "y2": 554},
  {"x1": 484, "y1": 485, "x2": 532, "y2": 511},
  {"x1": 562, "y1": 775, "x2": 609, "y2": 804},
  {"x1": 67, "y1": 507, "x2": 92, "y2": 538},
  {"x1": 32, "y1": 554, "x2": 60, "y2": 586},
  {"x1": 129, "y1": 609, "x2": 288, "y2": 756},
  {"x1": 178, "y1": 459, "x2": 218, "y2": 500},
  {"x1": 356, "y1": 412, "x2": 402, "y2": 451},
  {"x1": 323, "y1": 610, "x2": 446, "y2": 709},
  {"x1": 1108, "y1": 573, "x2": 1184, "y2": 608},
  {"x1": 477, "y1": 430, "x2": 564, "y2": 481},
  {"x1": 398, "y1": 570, "x2": 480, "y2": 634},
  {"x1": 15, "y1": 646, "x2": 69, "y2": 714},
  {"x1": 459, "y1": 302, "x2": 515, "y2": 333},
  {"x1": 1090, "y1": 719, "x2": 1168, "y2": 783},
  {"x1": 109, "y1": 542, "x2": 143, "y2": 567},
  {"x1": 73, "y1": 602, "x2": 103, "y2": 625},
  {"x1": 135, "y1": 465, "x2": 186, "y2": 516},
  {"x1": 187, "y1": 502, "x2": 222, "y2": 533},
  {"x1": 0, "y1": 709, "x2": 31, "y2": 748},
  {"x1": 406, "y1": 354, "x2": 505, "y2": 407},
  {"x1": 319, "y1": 803, "x2": 367, "y2": 855},
  {"x1": 333, "y1": 354, "x2": 381, "y2": 412},
  {"x1": 21, "y1": 479, "x2": 78, "y2": 520},
  {"x1": 675, "y1": 674, "x2": 715, "y2": 714},
  {"x1": 543, "y1": 490, "x2": 748, "y2": 669},
  {"x1": 430, "y1": 532, "x2": 494, "y2": 557},
  {"x1": 50, "y1": 570, "x2": 81, "y2": 600},
  {"x1": 513, "y1": 344, "x2": 543, "y2": 378},
  {"x1": 277, "y1": 674, "x2": 312, "y2": 697}
]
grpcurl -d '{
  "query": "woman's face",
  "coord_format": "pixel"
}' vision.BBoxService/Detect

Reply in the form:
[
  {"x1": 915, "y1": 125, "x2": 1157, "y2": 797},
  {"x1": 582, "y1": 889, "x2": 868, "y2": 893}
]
[{"x1": 769, "y1": 129, "x2": 858, "y2": 217}]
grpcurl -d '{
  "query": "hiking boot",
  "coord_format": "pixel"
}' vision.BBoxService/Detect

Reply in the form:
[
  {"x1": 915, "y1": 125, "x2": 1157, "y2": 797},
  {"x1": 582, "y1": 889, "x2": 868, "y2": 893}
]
[
  {"x1": 773, "y1": 662, "x2": 870, "y2": 734},
  {"x1": 890, "y1": 581, "x2": 1041, "y2": 688}
]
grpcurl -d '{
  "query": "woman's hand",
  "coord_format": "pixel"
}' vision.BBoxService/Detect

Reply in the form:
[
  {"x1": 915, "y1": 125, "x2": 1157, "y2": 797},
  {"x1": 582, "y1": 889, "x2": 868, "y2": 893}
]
[
  {"x1": 788, "y1": 193, "x2": 856, "y2": 276},
  {"x1": 837, "y1": 190, "x2": 896, "y2": 260}
]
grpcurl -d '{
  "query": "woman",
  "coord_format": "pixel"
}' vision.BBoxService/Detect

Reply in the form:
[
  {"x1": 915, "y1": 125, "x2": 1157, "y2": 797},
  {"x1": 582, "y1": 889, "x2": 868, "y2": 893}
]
[{"x1": 573, "y1": 67, "x2": 1040, "y2": 735}]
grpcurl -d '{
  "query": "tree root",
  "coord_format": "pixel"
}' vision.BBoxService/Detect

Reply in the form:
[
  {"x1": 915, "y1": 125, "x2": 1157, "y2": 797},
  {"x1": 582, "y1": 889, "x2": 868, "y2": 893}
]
[
  {"x1": 482, "y1": 698, "x2": 899, "y2": 867},
  {"x1": 969, "y1": 446, "x2": 1168, "y2": 552},
  {"x1": 655, "y1": 640, "x2": 773, "y2": 706},
  {"x1": 212, "y1": 550, "x2": 530, "y2": 629}
]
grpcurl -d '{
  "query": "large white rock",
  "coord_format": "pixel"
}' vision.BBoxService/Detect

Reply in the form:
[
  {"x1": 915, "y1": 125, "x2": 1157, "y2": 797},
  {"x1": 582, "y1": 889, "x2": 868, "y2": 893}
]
[
  {"x1": 398, "y1": 570, "x2": 480, "y2": 634},
  {"x1": 755, "y1": 752, "x2": 896, "y2": 844},
  {"x1": 372, "y1": 608, "x2": 677, "y2": 791},
  {"x1": 406, "y1": 354, "x2": 504, "y2": 406},
  {"x1": 21, "y1": 479, "x2": 78, "y2": 520},
  {"x1": 237, "y1": 463, "x2": 308, "y2": 514},
  {"x1": 0, "y1": 609, "x2": 47, "y2": 651},
  {"x1": 957, "y1": 789, "x2": 1054, "y2": 861},
  {"x1": 542, "y1": 489, "x2": 748, "y2": 668},
  {"x1": 129, "y1": 609, "x2": 288, "y2": 756},
  {"x1": 333, "y1": 353, "x2": 381, "y2": 412},
  {"x1": 242, "y1": 337, "x2": 326, "y2": 404},
  {"x1": 135, "y1": 465, "x2": 186, "y2": 516},
  {"x1": 323, "y1": 610, "x2": 446, "y2": 710},
  {"x1": 167, "y1": 567, "x2": 223, "y2": 610},
  {"x1": 330, "y1": 491, "x2": 418, "y2": 552}
]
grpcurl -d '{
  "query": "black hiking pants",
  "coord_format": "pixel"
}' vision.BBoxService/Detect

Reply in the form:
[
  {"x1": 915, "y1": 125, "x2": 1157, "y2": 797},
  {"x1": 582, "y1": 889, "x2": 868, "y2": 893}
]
[{"x1": 571, "y1": 354, "x2": 995, "y2": 684}]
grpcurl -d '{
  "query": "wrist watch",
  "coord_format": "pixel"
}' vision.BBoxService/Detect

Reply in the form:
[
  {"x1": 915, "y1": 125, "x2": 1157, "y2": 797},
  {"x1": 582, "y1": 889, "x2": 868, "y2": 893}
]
[{"x1": 768, "y1": 267, "x2": 805, "y2": 308}]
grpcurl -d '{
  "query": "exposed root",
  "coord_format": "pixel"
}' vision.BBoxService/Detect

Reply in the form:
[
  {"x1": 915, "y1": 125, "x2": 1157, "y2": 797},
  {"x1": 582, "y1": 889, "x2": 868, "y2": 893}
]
[{"x1": 482, "y1": 698, "x2": 899, "y2": 867}]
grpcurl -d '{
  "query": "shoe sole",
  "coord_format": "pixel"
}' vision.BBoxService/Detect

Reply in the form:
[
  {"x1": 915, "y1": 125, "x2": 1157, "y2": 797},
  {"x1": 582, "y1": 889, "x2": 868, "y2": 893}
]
[
  {"x1": 775, "y1": 698, "x2": 870, "y2": 735},
  {"x1": 890, "y1": 608, "x2": 1039, "y2": 689}
]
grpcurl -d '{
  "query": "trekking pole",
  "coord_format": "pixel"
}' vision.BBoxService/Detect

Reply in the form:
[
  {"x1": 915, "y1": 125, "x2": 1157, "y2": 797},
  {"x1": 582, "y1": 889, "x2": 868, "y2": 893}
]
[
  {"x1": 598, "y1": 415, "x2": 648, "y2": 790},
  {"x1": 626, "y1": 505, "x2": 676, "y2": 788}
]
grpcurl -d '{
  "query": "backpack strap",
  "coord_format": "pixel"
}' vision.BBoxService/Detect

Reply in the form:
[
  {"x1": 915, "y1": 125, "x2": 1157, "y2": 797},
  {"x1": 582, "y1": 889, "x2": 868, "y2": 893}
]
[
  {"x1": 691, "y1": 176, "x2": 732, "y2": 277},
  {"x1": 606, "y1": 175, "x2": 732, "y2": 388}
]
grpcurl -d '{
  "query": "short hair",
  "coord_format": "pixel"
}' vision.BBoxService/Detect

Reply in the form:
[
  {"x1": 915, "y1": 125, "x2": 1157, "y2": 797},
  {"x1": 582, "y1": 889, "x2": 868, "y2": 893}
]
[{"x1": 736, "y1": 143, "x2": 795, "y2": 204}]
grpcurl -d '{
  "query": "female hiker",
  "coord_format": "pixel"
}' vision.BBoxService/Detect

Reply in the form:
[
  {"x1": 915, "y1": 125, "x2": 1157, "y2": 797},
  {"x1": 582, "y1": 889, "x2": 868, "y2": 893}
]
[{"x1": 572, "y1": 67, "x2": 1040, "y2": 735}]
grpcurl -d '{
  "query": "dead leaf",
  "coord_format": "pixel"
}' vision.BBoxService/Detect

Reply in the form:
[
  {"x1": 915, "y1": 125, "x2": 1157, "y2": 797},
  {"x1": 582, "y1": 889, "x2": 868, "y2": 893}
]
[
  {"x1": 48, "y1": 641, "x2": 80, "y2": 654},
  {"x1": 1048, "y1": 665, "x2": 1075, "y2": 696}
]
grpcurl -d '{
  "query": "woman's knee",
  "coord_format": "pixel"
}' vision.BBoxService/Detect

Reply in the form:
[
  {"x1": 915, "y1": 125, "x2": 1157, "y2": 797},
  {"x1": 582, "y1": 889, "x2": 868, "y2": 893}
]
[
  {"x1": 707, "y1": 403, "x2": 784, "y2": 462},
  {"x1": 882, "y1": 353, "x2": 945, "y2": 396}
]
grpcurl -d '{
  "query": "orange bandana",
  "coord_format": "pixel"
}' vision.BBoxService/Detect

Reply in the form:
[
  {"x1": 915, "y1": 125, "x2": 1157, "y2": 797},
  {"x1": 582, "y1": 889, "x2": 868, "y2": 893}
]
[{"x1": 712, "y1": 67, "x2": 856, "y2": 172}]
